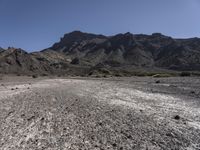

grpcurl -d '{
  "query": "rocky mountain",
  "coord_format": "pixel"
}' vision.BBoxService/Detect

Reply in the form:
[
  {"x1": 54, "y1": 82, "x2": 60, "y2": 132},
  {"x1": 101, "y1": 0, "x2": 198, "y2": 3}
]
[
  {"x1": 0, "y1": 31, "x2": 200, "y2": 75},
  {"x1": 49, "y1": 31, "x2": 200, "y2": 71},
  {"x1": 0, "y1": 47, "x2": 34, "y2": 74},
  {"x1": 0, "y1": 47, "x2": 70, "y2": 74}
]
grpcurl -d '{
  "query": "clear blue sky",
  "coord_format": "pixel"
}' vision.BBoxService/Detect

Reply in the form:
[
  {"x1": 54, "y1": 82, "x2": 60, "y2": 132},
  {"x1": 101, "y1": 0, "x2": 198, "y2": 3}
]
[{"x1": 0, "y1": 0, "x2": 200, "y2": 51}]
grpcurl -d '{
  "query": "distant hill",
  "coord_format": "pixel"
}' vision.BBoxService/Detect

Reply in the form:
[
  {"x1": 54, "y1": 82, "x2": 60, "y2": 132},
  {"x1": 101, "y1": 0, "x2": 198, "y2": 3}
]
[{"x1": 0, "y1": 31, "x2": 200, "y2": 76}]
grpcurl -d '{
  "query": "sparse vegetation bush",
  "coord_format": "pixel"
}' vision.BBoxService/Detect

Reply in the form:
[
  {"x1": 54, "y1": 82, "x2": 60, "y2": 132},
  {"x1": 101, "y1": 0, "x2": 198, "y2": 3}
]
[
  {"x1": 133, "y1": 72, "x2": 158, "y2": 77},
  {"x1": 99, "y1": 68, "x2": 111, "y2": 75},
  {"x1": 0, "y1": 75, "x2": 3, "y2": 80},
  {"x1": 32, "y1": 74, "x2": 38, "y2": 78},
  {"x1": 88, "y1": 68, "x2": 111, "y2": 77},
  {"x1": 88, "y1": 70, "x2": 178, "y2": 78},
  {"x1": 132, "y1": 72, "x2": 176, "y2": 77},
  {"x1": 103, "y1": 75, "x2": 108, "y2": 78},
  {"x1": 114, "y1": 73, "x2": 123, "y2": 77},
  {"x1": 180, "y1": 72, "x2": 191, "y2": 77},
  {"x1": 88, "y1": 71, "x2": 94, "y2": 76},
  {"x1": 95, "y1": 75, "x2": 101, "y2": 78},
  {"x1": 191, "y1": 72, "x2": 200, "y2": 76},
  {"x1": 134, "y1": 72, "x2": 147, "y2": 77},
  {"x1": 41, "y1": 73, "x2": 48, "y2": 76},
  {"x1": 152, "y1": 74, "x2": 172, "y2": 78}
]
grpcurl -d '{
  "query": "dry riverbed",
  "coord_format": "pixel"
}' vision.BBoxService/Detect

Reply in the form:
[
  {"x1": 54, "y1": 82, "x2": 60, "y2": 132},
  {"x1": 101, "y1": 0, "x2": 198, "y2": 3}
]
[{"x1": 0, "y1": 76, "x2": 200, "y2": 150}]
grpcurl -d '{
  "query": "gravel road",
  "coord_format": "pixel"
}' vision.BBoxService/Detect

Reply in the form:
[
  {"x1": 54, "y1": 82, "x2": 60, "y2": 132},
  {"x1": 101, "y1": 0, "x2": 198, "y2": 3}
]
[{"x1": 0, "y1": 76, "x2": 200, "y2": 150}]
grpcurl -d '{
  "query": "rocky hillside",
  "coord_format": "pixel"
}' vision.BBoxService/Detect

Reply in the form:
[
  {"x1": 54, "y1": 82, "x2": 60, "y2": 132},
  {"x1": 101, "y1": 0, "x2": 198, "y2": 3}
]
[
  {"x1": 0, "y1": 31, "x2": 200, "y2": 75},
  {"x1": 49, "y1": 31, "x2": 200, "y2": 71},
  {"x1": 0, "y1": 47, "x2": 70, "y2": 74}
]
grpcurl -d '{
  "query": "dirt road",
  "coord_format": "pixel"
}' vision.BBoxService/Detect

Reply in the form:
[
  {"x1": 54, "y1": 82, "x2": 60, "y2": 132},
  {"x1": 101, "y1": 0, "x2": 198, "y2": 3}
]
[{"x1": 0, "y1": 77, "x2": 200, "y2": 150}]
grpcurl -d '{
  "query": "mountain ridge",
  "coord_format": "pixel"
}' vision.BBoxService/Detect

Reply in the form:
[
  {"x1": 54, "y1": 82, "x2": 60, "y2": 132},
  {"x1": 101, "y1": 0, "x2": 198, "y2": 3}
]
[
  {"x1": 49, "y1": 31, "x2": 200, "y2": 70},
  {"x1": 1, "y1": 31, "x2": 200, "y2": 75}
]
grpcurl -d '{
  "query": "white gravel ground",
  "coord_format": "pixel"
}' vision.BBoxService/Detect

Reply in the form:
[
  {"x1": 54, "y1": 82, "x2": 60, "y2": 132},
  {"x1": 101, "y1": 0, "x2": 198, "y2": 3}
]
[{"x1": 0, "y1": 76, "x2": 200, "y2": 150}]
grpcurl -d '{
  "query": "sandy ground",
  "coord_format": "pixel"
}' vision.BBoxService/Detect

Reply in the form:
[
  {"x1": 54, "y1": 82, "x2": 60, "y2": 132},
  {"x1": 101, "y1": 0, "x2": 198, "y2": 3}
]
[{"x1": 0, "y1": 76, "x2": 200, "y2": 150}]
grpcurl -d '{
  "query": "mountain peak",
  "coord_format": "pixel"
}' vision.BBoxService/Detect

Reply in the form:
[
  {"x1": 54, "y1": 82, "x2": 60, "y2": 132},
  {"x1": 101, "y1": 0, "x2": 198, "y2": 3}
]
[
  {"x1": 63, "y1": 30, "x2": 106, "y2": 39},
  {"x1": 0, "y1": 47, "x2": 4, "y2": 52},
  {"x1": 51, "y1": 31, "x2": 106, "y2": 50},
  {"x1": 151, "y1": 33, "x2": 163, "y2": 36},
  {"x1": 124, "y1": 32, "x2": 133, "y2": 36},
  {"x1": 68, "y1": 30, "x2": 84, "y2": 35},
  {"x1": 5, "y1": 47, "x2": 27, "y2": 54},
  {"x1": 151, "y1": 33, "x2": 171, "y2": 38}
]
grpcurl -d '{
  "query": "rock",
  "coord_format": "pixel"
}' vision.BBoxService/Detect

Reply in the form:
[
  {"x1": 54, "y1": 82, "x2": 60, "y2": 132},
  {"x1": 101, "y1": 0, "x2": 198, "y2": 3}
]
[
  {"x1": 190, "y1": 91, "x2": 195, "y2": 94},
  {"x1": 112, "y1": 143, "x2": 117, "y2": 147},
  {"x1": 174, "y1": 115, "x2": 180, "y2": 120},
  {"x1": 155, "y1": 80, "x2": 160, "y2": 83}
]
